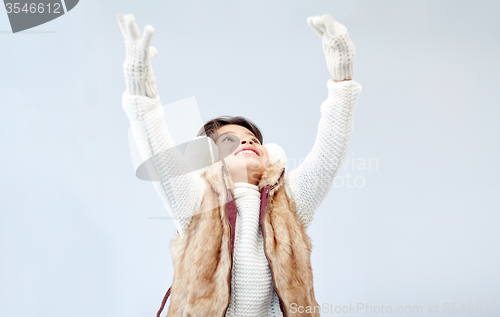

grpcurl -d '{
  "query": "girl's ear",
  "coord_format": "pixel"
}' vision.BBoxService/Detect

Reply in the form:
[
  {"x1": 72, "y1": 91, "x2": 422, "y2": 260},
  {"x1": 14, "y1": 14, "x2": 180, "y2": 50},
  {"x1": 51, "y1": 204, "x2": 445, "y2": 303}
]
[{"x1": 263, "y1": 143, "x2": 288, "y2": 170}]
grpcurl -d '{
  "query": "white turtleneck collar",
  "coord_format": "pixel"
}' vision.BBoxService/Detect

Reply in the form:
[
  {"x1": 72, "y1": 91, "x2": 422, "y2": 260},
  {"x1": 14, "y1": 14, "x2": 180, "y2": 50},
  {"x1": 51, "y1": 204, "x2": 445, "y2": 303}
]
[{"x1": 233, "y1": 182, "x2": 260, "y2": 200}]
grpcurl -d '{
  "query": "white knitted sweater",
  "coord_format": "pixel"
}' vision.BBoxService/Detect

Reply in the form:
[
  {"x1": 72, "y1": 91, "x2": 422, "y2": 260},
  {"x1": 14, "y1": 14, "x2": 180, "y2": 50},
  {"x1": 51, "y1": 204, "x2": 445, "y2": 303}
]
[{"x1": 122, "y1": 79, "x2": 361, "y2": 316}]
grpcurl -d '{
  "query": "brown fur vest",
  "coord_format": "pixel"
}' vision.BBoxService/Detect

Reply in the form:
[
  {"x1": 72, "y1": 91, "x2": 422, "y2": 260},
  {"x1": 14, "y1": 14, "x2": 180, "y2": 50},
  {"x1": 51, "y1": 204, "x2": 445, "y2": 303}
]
[{"x1": 165, "y1": 160, "x2": 319, "y2": 317}]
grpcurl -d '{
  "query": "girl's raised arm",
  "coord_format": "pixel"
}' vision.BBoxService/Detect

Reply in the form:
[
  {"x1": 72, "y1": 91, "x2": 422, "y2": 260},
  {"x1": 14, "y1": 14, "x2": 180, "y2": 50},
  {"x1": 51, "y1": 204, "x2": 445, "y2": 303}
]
[
  {"x1": 117, "y1": 14, "x2": 204, "y2": 235},
  {"x1": 286, "y1": 15, "x2": 362, "y2": 229}
]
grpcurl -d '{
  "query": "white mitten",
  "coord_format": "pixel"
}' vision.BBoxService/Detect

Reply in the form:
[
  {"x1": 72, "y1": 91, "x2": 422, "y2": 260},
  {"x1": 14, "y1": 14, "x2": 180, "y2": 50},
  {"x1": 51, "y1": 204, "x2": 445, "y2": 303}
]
[
  {"x1": 307, "y1": 14, "x2": 355, "y2": 81},
  {"x1": 117, "y1": 13, "x2": 158, "y2": 98}
]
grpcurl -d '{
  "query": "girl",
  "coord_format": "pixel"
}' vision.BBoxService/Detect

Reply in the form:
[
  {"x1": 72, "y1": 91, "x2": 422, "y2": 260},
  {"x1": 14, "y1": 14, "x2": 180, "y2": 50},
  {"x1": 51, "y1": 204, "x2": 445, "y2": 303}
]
[{"x1": 117, "y1": 13, "x2": 361, "y2": 317}]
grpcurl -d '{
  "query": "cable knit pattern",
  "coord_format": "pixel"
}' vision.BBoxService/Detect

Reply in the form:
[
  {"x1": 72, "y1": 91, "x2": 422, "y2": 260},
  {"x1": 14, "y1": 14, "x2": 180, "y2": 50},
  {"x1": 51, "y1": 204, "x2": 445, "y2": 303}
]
[
  {"x1": 117, "y1": 13, "x2": 159, "y2": 98},
  {"x1": 307, "y1": 15, "x2": 356, "y2": 81},
  {"x1": 322, "y1": 34, "x2": 355, "y2": 81},
  {"x1": 123, "y1": 40, "x2": 159, "y2": 97}
]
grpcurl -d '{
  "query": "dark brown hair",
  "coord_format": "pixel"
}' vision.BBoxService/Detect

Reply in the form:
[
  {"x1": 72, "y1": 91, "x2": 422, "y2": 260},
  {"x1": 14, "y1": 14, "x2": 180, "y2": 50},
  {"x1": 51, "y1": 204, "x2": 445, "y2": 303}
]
[{"x1": 197, "y1": 116, "x2": 263, "y2": 144}]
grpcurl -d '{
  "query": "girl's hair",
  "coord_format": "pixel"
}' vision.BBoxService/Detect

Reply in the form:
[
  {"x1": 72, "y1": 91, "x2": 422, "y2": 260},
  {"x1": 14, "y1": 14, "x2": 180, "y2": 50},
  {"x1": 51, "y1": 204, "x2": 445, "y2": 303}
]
[{"x1": 197, "y1": 116, "x2": 263, "y2": 144}]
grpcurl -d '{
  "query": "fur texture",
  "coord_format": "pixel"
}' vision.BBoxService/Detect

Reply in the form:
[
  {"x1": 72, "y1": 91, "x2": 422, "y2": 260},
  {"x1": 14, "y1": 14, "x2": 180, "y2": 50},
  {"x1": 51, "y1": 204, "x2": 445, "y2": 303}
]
[
  {"x1": 167, "y1": 161, "x2": 232, "y2": 316},
  {"x1": 167, "y1": 156, "x2": 318, "y2": 317},
  {"x1": 258, "y1": 163, "x2": 319, "y2": 317}
]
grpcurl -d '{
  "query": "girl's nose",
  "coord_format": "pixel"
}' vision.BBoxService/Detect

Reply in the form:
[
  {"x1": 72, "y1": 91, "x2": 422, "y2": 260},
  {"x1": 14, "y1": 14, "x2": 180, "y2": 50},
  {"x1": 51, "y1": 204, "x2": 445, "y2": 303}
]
[{"x1": 241, "y1": 139, "x2": 254, "y2": 145}]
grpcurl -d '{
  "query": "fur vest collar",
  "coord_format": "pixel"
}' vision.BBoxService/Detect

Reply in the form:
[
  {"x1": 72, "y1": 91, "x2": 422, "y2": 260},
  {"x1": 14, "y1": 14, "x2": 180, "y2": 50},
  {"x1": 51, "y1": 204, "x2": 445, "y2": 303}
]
[{"x1": 164, "y1": 144, "x2": 319, "y2": 317}]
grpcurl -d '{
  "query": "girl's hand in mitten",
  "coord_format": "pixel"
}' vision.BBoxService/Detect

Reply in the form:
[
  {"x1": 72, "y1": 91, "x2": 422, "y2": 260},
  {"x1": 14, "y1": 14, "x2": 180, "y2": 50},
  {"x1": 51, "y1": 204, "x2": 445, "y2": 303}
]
[
  {"x1": 116, "y1": 13, "x2": 158, "y2": 98},
  {"x1": 307, "y1": 14, "x2": 355, "y2": 82}
]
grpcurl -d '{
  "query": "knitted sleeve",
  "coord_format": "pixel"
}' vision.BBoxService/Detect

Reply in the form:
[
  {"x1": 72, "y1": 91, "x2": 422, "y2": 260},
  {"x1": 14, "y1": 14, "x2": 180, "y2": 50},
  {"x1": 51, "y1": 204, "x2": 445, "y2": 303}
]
[
  {"x1": 122, "y1": 91, "x2": 204, "y2": 235},
  {"x1": 285, "y1": 79, "x2": 362, "y2": 229}
]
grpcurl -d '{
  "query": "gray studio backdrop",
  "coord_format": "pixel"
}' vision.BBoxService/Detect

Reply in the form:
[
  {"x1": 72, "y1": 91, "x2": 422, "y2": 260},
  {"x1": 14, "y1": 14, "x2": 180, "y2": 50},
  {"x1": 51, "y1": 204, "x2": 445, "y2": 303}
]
[{"x1": 1, "y1": 0, "x2": 499, "y2": 316}]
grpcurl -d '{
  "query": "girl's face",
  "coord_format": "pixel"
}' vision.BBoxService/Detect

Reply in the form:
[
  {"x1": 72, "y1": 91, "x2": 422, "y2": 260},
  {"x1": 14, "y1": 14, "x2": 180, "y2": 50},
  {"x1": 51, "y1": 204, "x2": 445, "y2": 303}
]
[{"x1": 214, "y1": 124, "x2": 270, "y2": 185}]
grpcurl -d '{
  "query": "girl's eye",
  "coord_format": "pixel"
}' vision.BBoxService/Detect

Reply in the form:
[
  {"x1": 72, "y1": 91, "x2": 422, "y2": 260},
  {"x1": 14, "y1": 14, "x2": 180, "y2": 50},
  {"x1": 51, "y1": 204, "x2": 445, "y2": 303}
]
[
  {"x1": 222, "y1": 136, "x2": 235, "y2": 142},
  {"x1": 252, "y1": 138, "x2": 260, "y2": 144}
]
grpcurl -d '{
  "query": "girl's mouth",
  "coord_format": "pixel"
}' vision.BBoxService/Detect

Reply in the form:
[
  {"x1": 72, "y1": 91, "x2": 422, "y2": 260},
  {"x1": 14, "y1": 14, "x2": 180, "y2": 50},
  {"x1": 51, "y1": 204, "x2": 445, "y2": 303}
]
[{"x1": 234, "y1": 149, "x2": 259, "y2": 156}]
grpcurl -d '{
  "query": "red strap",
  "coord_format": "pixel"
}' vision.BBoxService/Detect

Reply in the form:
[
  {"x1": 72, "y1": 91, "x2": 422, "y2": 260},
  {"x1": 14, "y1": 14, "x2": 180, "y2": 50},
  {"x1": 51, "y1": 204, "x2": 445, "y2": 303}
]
[
  {"x1": 226, "y1": 189, "x2": 237, "y2": 253},
  {"x1": 157, "y1": 287, "x2": 171, "y2": 317}
]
